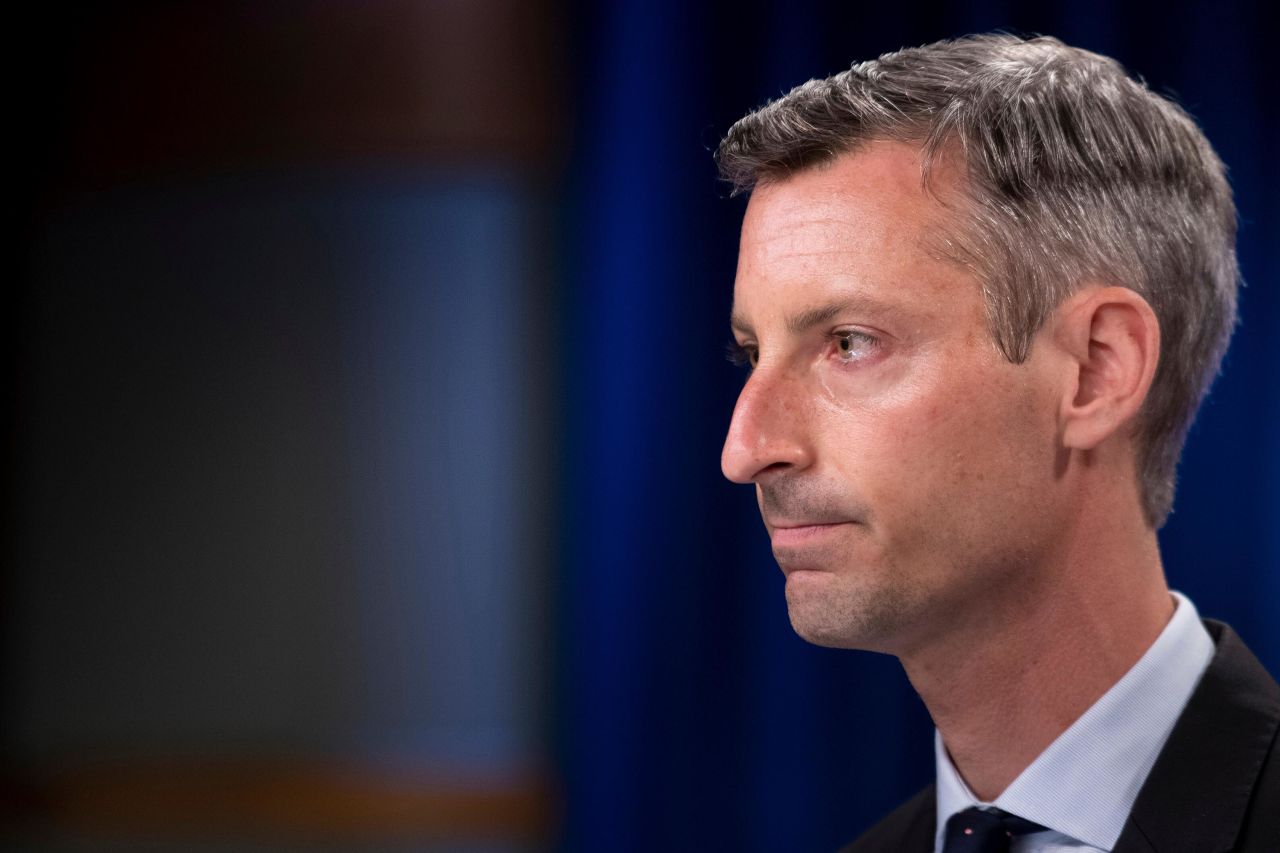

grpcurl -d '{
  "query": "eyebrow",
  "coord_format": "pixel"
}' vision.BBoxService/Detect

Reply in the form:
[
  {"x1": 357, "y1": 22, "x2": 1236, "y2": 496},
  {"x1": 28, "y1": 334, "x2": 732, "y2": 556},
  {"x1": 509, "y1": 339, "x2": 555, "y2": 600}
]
[{"x1": 730, "y1": 296, "x2": 892, "y2": 337}]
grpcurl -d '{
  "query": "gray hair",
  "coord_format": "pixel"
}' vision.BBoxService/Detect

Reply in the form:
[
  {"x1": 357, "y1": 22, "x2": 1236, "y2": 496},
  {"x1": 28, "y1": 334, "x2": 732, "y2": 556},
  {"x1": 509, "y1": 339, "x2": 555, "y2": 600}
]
[{"x1": 716, "y1": 33, "x2": 1239, "y2": 528}]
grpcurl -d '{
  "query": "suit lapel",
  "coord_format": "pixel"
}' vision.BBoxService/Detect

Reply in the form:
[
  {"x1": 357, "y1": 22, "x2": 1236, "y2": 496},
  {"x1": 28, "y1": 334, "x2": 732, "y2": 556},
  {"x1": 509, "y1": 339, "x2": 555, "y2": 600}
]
[{"x1": 1112, "y1": 620, "x2": 1280, "y2": 853}]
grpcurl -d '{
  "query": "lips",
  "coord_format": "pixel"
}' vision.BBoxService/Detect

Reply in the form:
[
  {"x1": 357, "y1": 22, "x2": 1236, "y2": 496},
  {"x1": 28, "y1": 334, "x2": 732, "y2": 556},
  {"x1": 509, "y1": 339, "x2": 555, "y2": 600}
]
[{"x1": 769, "y1": 521, "x2": 854, "y2": 548}]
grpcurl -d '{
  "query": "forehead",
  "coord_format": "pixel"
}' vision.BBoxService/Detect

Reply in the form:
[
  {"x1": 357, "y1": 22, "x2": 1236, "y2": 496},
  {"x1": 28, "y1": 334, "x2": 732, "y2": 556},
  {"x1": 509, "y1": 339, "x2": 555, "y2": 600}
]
[{"x1": 732, "y1": 141, "x2": 970, "y2": 328}]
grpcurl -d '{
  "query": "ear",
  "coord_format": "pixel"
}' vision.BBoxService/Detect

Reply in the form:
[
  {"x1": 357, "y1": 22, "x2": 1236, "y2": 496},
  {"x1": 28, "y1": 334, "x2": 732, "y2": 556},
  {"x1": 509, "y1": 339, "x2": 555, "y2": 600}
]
[{"x1": 1053, "y1": 286, "x2": 1161, "y2": 451}]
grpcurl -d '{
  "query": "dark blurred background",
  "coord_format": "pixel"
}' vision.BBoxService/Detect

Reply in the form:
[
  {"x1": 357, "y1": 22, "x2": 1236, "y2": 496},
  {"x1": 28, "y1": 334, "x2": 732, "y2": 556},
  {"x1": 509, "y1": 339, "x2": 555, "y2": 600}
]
[{"x1": 6, "y1": 1, "x2": 1277, "y2": 851}]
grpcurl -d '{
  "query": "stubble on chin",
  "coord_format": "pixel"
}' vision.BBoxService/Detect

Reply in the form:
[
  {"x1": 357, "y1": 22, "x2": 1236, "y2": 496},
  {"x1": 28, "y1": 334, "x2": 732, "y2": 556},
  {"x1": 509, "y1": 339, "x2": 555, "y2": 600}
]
[{"x1": 781, "y1": 561, "x2": 926, "y2": 653}]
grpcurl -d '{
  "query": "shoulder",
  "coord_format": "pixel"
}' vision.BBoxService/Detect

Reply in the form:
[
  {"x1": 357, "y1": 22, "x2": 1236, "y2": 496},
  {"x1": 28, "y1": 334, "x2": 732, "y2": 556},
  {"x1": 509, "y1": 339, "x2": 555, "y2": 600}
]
[
  {"x1": 836, "y1": 784, "x2": 936, "y2": 853},
  {"x1": 1237, "y1": 719, "x2": 1280, "y2": 850},
  {"x1": 1116, "y1": 619, "x2": 1280, "y2": 852},
  {"x1": 1211, "y1": 621, "x2": 1280, "y2": 849}
]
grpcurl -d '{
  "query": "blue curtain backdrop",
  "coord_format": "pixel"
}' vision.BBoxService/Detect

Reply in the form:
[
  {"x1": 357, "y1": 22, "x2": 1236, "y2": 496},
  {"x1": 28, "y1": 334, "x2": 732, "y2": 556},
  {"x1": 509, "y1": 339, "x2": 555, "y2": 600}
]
[{"x1": 558, "y1": 2, "x2": 1278, "y2": 850}]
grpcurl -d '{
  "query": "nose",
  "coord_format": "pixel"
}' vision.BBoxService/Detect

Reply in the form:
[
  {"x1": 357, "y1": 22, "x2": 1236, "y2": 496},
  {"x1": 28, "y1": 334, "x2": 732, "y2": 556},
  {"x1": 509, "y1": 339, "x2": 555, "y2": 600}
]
[{"x1": 721, "y1": 368, "x2": 814, "y2": 484}]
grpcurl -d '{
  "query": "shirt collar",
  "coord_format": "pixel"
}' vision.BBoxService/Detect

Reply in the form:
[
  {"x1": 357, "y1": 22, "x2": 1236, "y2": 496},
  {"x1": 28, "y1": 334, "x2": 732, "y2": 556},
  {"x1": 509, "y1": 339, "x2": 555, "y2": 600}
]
[{"x1": 934, "y1": 591, "x2": 1215, "y2": 852}]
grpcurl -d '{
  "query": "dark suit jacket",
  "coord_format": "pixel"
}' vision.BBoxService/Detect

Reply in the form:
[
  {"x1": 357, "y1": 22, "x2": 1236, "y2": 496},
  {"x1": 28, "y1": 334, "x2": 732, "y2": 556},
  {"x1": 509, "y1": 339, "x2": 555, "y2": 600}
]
[{"x1": 838, "y1": 620, "x2": 1280, "y2": 852}]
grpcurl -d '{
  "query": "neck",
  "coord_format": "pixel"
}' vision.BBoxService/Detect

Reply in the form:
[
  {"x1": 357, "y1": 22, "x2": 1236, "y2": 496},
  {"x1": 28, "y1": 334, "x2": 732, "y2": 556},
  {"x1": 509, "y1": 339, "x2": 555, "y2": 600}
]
[{"x1": 900, "y1": 507, "x2": 1172, "y2": 802}]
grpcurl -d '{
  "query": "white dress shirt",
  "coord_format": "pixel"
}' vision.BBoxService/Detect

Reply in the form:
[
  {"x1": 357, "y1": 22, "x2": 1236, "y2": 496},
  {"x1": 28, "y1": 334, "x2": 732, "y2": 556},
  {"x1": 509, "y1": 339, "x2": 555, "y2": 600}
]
[{"x1": 933, "y1": 590, "x2": 1215, "y2": 853}]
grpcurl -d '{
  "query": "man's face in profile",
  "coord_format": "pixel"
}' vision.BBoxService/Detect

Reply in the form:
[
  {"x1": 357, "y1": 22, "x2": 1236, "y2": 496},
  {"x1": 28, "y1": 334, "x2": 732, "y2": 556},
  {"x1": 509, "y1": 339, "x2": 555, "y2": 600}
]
[{"x1": 722, "y1": 140, "x2": 1069, "y2": 656}]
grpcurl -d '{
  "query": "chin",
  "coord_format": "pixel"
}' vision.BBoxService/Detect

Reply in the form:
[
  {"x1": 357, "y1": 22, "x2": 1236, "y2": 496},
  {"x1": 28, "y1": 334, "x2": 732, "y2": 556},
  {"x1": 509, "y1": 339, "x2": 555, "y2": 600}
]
[
  {"x1": 788, "y1": 616, "x2": 861, "y2": 649},
  {"x1": 783, "y1": 570, "x2": 910, "y2": 653}
]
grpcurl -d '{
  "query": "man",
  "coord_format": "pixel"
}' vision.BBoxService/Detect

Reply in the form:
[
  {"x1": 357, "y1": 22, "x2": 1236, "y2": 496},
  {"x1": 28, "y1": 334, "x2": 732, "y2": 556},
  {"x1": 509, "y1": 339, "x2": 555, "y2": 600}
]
[{"x1": 716, "y1": 34, "x2": 1278, "y2": 852}]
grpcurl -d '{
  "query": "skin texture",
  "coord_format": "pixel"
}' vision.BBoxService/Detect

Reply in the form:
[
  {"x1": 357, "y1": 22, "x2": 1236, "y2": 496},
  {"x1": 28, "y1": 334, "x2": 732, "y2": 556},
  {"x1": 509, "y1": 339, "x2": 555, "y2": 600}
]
[{"x1": 721, "y1": 140, "x2": 1174, "y2": 800}]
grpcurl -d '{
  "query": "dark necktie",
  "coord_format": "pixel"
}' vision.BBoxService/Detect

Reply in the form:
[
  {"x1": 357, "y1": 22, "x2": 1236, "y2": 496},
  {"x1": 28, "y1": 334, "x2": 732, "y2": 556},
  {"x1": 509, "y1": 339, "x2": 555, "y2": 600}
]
[{"x1": 941, "y1": 806, "x2": 1049, "y2": 852}]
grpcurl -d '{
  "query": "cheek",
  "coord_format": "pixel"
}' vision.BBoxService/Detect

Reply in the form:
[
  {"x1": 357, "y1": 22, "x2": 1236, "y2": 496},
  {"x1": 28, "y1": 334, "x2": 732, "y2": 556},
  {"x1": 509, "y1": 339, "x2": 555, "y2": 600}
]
[
  {"x1": 832, "y1": 366, "x2": 1054, "y2": 532},
  {"x1": 932, "y1": 376, "x2": 1050, "y2": 495},
  {"x1": 915, "y1": 380, "x2": 1061, "y2": 571}
]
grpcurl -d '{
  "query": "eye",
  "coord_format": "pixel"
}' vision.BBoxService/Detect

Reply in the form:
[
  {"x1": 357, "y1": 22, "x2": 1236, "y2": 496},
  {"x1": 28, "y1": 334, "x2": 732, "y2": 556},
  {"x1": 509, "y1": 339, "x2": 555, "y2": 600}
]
[
  {"x1": 830, "y1": 330, "x2": 879, "y2": 364},
  {"x1": 726, "y1": 341, "x2": 758, "y2": 370}
]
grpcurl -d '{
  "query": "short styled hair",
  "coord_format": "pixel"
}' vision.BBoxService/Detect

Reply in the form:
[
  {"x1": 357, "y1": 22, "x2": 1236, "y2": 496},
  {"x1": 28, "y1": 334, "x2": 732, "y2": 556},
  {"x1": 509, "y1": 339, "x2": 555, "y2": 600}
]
[{"x1": 716, "y1": 33, "x2": 1239, "y2": 528}]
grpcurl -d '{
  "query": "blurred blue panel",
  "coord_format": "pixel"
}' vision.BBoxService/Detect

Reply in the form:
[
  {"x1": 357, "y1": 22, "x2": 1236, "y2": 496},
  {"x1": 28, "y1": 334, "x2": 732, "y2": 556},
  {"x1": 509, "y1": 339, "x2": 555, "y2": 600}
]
[
  {"x1": 331, "y1": 178, "x2": 543, "y2": 774},
  {"x1": 13, "y1": 172, "x2": 544, "y2": 784}
]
